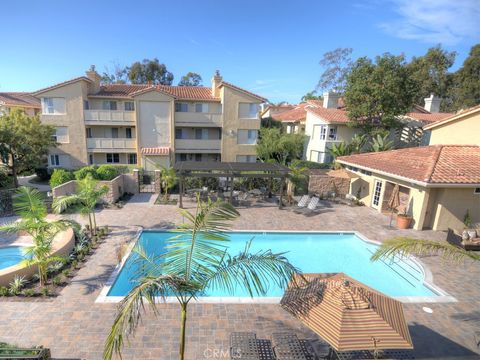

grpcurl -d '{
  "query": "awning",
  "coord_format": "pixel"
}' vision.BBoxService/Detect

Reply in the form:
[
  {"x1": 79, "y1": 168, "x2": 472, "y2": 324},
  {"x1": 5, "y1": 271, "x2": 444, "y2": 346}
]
[{"x1": 141, "y1": 147, "x2": 170, "y2": 155}]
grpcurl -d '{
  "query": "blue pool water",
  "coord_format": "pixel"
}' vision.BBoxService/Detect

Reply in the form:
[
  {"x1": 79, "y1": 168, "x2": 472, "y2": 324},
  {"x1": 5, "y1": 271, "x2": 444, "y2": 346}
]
[
  {"x1": 107, "y1": 231, "x2": 437, "y2": 298},
  {"x1": 0, "y1": 246, "x2": 28, "y2": 270}
]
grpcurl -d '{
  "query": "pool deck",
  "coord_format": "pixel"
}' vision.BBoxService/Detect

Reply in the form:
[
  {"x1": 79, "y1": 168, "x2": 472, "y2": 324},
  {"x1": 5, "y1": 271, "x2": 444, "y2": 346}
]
[{"x1": 0, "y1": 194, "x2": 479, "y2": 359}]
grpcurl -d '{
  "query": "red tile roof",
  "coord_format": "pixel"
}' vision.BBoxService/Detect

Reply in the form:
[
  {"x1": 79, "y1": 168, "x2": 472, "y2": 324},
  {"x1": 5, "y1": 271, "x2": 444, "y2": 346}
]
[
  {"x1": 93, "y1": 84, "x2": 220, "y2": 101},
  {"x1": 337, "y1": 145, "x2": 480, "y2": 185},
  {"x1": 33, "y1": 76, "x2": 92, "y2": 96},
  {"x1": 405, "y1": 112, "x2": 453, "y2": 123},
  {"x1": 219, "y1": 81, "x2": 267, "y2": 102},
  {"x1": 305, "y1": 102, "x2": 350, "y2": 124},
  {"x1": 272, "y1": 103, "x2": 308, "y2": 122},
  {"x1": 0, "y1": 92, "x2": 40, "y2": 108},
  {"x1": 261, "y1": 104, "x2": 295, "y2": 117},
  {"x1": 141, "y1": 147, "x2": 170, "y2": 155},
  {"x1": 423, "y1": 104, "x2": 480, "y2": 130}
]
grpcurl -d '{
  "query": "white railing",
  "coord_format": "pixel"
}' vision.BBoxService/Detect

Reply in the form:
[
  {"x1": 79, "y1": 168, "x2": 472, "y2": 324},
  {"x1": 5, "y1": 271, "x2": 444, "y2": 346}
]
[
  {"x1": 175, "y1": 139, "x2": 221, "y2": 151},
  {"x1": 87, "y1": 138, "x2": 136, "y2": 150},
  {"x1": 174, "y1": 112, "x2": 222, "y2": 126},
  {"x1": 84, "y1": 110, "x2": 135, "y2": 124}
]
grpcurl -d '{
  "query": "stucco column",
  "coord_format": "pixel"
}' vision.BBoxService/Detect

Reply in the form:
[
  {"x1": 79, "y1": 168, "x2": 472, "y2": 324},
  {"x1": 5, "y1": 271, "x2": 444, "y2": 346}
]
[
  {"x1": 154, "y1": 170, "x2": 162, "y2": 194},
  {"x1": 133, "y1": 169, "x2": 140, "y2": 193},
  {"x1": 412, "y1": 188, "x2": 430, "y2": 230}
]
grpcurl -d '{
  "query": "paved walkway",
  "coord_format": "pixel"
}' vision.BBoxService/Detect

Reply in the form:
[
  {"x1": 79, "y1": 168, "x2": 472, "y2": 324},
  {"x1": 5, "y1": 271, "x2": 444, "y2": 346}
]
[{"x1": 0, "y1": 196, "x2": 479, "y2": 359}]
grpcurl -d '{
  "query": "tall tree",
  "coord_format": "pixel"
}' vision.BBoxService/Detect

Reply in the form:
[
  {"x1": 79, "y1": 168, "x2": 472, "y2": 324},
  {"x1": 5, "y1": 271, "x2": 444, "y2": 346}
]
[
  {"x1": 301, "y1": 91, "x2": 322, "y2": 101},
  {"x1": 177, "y1": 72, "x2": 203, "y2": 86},
  {"x1": 127, "y1": 58, "x2": 174, "y2": 85},
  {"x1": 0, "y1": 109, "x2": 56, "y2": 187},
  {"x1": 344, "y1": 53, "x2": 416, "y2": 132},
  {"x1": 101, "y1": 62, "x2": 128, "y2": 84},
  {"x1": 407, "y1": 45, "x2": 456, "y2": 110},
  {"x1": 256, "y1": 128, "x2": 305, "y2": 165},
  {"x1": 317, "y1": 48, "x2": 353, "y2": 93},
  {"x1": 103, "y1": 198, "x2": 298, "y2": 360},
  {"x1": 452, "y1": 44, "x2": 480, "y2": 110}
]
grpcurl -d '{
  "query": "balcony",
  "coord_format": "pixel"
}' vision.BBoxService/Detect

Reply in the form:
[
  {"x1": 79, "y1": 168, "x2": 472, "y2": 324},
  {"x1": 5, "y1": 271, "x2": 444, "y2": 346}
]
[
  {"x1": 87, "y1": 138, "x2": 136, "y2": 152},
  {"x1": 175, "y1": 139, "x2": 221, "y2": 153},
  {"x1": 174, "y1": 112, "x2": 222, "y2": 127},
  {"x1": 84, "y1": 110, "x2": 135, "y2": 125}
]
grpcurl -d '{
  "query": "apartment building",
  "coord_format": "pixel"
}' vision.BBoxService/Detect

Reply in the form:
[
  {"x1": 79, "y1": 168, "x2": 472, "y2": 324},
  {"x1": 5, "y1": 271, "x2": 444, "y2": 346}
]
[
  {"x1": 0, "y1": 92, "x2": 40, "y2": 116},
  {"x1": 33, "y1": 67, "x2": 266, "y2": 170}
]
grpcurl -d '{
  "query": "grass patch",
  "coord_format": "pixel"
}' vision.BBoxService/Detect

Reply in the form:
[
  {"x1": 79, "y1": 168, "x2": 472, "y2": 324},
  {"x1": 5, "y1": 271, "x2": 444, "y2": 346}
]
[{"x1": 155, "y1": 194, "x2": 177, "y2": 205}]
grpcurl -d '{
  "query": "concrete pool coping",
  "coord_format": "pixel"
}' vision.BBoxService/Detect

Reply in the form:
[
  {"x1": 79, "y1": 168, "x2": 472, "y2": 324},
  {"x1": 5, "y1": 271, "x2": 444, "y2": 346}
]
[{"x1": 95, "y1": 229, "x2": 456, "y2": 304}]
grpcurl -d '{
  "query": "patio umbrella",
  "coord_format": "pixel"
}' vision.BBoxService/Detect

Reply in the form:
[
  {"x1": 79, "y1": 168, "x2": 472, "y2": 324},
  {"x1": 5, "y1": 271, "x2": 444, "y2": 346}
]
[
  {"x1": 388, "y1": 184, "x2": 401, "y2": 227},
  {"x1": 281, "y1": 273, "x2": 413, "y2": 352}
]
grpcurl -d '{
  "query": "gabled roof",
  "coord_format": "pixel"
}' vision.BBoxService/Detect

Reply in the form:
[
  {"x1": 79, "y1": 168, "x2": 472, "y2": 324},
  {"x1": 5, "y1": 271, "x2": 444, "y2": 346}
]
[
  {"x1": 0, "y1": 92, "x2": 40, "y2": 109},
  {"x1": 92, "y1": 84, "x2": 220, "y2": 101},
  {"x1": 271, "y1": 103, "x2": 308, "y2": 122},
  {"x1": 337, "y1": 145, "x2": 480, "y2": 186},
  {"x1": 33, "y1": 76, "x2": 92, "y2": 96},
  {"x1": 260, "y1": 104, "x2": 295, "y2": 117},
  {"x1": 305, "y1": 102, "x2": 350, "y2": 124},
  {"x1": 219, "y1": 81, "x2": 267, "y2": 102},
  {"x1": 405, "y1": 112, "x2": 453, "y2": 124},
  {"x1": 423, "y1": 104, "x2": 480, "y2": 130}
]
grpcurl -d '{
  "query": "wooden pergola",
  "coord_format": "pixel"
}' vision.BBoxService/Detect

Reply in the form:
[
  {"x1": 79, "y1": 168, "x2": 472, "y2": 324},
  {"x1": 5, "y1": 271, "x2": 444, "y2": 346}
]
[{"x1": 173, "y1": 161, "x2": 290, "y2": 209}]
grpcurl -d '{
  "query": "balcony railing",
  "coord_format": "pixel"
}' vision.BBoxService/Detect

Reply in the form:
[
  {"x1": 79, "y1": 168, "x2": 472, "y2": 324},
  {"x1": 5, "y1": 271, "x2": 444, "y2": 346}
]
[
  {"x1": 84, "y1": 110, "x2": 135, "y2": 125},
  {"x1": 87, "y1": 138, "x2": 136, "y2": 151},
  {"x1": 175, "y1": 139, "x2": 221, "y2": 152},
  {"x1": 174, "y1": 112, "x2": 222, "y2": 127}
]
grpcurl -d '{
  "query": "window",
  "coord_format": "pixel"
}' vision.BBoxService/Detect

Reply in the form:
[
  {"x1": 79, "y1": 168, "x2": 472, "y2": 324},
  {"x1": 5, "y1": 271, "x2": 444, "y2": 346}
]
[
  {"x1": 474, "y1": 188, "x2": 480, "y2": 195},
  {"x1": 180, "y1": 154, "x2": 187, "y2": 161},
  {"x1": 86, "y1": 128, "x2": 92, "y2": 138},
  {"x1": 319, "y1": 126, "x2": 327, "y2": 140},
  {"x1": 50, "y1": 154, "x2": 60, "y2": 166},
  {"x1": 195, "y1": 103, "x2": 209, "y2": 113},
  {"x1": 128, "y1": 153, "x2": 137, "y2": 165},
  {"x1": 84, "y1": 100, "x2": 90, "y2": 110},
  {"x1": 42, "y1": 97, "x2": 66, "y2": 115},
  {"x1": 52, "y1": 127, "x2": 69, "y2": 143},
  {"x1": 124, "y1": 101, "x2": 135, "y2": 111},
  {"x1": 106, "y1": 153, "x2": 120, "y2": 163},
  {"x1": 111, "y1": 128, "x2": 119, "y2": 138},
  {"x1": 195, "y1": 128, "x2": 209, "y2": 140},
  {"x1": 89, "y1": 154, "x2": 93, "y2": 165},
  {"x1": 237, "y1": 129, "x2": 258, "y2": 145},
  {"x1": 238, "y1": 103, "x2": 259, "y2": 118},
  {"x1": 372, "y1": 180, "x2": 383, "y2": 209},
  {"x1": 175, "y1": 128, "x2": 185, "y2": 139},
  {"x1": 126, "y1": 128, "x2": 132, "y2": 139},
  {"x1": 236, "y1": 155, "x2": 256, "y2": 163},
  {"x1": 175, "y1": 103, "x2": 189, "y2": 112},
  {"x1": 102, "y1": 101, "x2": 117, "y2": 111},
  {"x1": 328, "y1": 126, "x2": 337, "y2": 140},
  {"x1": 195, "y1": 154, "x2": 202, "y2": 162}
]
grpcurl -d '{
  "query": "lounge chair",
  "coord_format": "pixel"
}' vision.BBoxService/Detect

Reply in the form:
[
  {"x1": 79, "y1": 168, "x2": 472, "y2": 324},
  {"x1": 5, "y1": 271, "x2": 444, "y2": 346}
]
[
  {"x1": 230, "y1": 332, "x2": 275, "y2": 360},
  {"x1": 272, "y1": 332, "x2": 323, "y2": 359},
  {"x1": 297, "y1": 195, "x2": 310, "y2": 208},
  {"x1": 447, "y1": 229, "x2": 480, "y2": 251},
  {"x1": 306, "y1": 196, "x2": 320, "y2": 211}
]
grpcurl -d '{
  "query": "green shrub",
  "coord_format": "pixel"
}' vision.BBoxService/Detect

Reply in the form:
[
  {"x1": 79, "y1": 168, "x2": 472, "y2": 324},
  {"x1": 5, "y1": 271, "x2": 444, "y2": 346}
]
[
  {"x1": 49, "y1": 169, "x2": 74, "y2": 188},
  {"x1": 0, "y1": 166, "x2": 10, "y2": 188},
  {"x1": 96, "y1": 165, "x2": 119, "y2": 180},
  {"x1": 52, "y1": 275, "x2": 62, "y2": 286},
  {"x1": 74, "y1": 165, "x2": 98, "y2": 180},
  {"x1": 22, "y1": 288, "x2": 36, "y2": 297},
  {"x1": 0, "y1": 286, "x2": 9, "y2": 296},
  {"x1": 41, "y1": 287, "x2": 49, "y2": 296},
  {"x1": 62, "y1": 269, "x2": 71, "y2": 278},
  {"x1": 9, "y1": 275, "x2": 26, "y2": 295},
  {"x1": 291, "y1": 159, "x2": 331, "y2": 170}
]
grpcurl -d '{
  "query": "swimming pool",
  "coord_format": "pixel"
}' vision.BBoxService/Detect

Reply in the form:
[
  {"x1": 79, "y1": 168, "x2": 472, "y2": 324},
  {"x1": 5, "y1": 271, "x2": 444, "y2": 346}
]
[
  {"x1": 0, "y1": 246, "x2": 28, "y2": 270},
  {"x1": 105, "y1": 231, "x2": 443, "y2": 301}
]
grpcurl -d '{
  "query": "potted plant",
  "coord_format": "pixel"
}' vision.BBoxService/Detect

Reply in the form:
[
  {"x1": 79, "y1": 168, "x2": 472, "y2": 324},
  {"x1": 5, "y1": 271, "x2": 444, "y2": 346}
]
[{"x1": 396, "y1": 208, "x2": 412, "y2": 229}]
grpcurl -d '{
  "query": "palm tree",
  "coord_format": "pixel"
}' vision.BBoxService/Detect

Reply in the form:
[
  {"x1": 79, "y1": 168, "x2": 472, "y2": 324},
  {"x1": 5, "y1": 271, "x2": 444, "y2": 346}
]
[
  {"x1": 328, "y1": 142, "x2": 352, "y2": 169},
  {"x1": 370, "y1": 133, "x2": 394, "y2": 152},
  {"x1": 0, "y1": 187, "x2": 73, "y2": 286},
  {"x1": 53, "y1": 175, "x2": 108, "y2": 236},
  {"x1": 286, "y1": 163, "x2": 308, "y2": 204},
  {"x1": 371, "y1": 237, "x2": 480, "y2": 263},
  {"x1": 159, "y1": 165, "x2": 178, "y2": 200},
  {"x1": 104, "y1": 198, "x2": 299, "y2": 360}
]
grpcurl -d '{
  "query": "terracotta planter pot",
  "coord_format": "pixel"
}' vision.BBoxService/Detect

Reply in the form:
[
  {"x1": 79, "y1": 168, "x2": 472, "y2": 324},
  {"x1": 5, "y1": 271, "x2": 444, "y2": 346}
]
[{"x1": 397, "y1": 215, "x2": 412, "y2": 229}]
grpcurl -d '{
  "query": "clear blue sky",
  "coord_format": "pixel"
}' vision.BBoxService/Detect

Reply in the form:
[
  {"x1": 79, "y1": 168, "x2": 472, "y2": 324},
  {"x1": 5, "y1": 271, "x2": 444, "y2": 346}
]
[{"x1": 1, "y1": 0, "x2": 478, "y2": 103}]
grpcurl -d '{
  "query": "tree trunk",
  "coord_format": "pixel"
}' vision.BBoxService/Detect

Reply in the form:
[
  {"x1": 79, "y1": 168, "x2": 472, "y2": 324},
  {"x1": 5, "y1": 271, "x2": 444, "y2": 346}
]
[
  {"x1": 92, "y1": 211, "x2": 97, "y2": 236},
  {"x1": 87, "y1": 213, "x2": 93, "y2": 237},
  {"x1": 11, "y1": 159, "x2": 18, "y2": 188},
  {"x1": 178, "y1": 302, "x2": 188, "y2": 360}
]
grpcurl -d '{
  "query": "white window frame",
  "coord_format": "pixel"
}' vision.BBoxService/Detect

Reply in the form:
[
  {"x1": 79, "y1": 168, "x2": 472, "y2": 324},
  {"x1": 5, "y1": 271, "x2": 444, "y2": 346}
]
[
  {"x1": 371, "y1": 180, "x2": 383, "y2": 209},
  {"x1": 42, "y1": 97, "x2": 66, "y2": 115},
  {"x1": 50, "y1": 154, "x2": 60, "y2": 167},
  {"x1": 239, "y1": 103, "x2": 259, "y2": 119},
  {"x1": 319, "y1": 126, "x2": 327, "y2": 140}
]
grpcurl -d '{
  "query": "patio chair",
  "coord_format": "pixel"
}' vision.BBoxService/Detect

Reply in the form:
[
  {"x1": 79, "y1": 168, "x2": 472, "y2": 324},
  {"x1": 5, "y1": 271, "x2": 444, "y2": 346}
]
[
  {"x1": 237, "y1": 192, "x2": 251, "y2": 206},
  {"x1": 297, "y1": 195, "x2": 310, "y2": 208},
  {"x1": 230, "y1": 332, "x2": 275, "y2": 360},
  {"x1": 271, "y1": 332, "x2": 321, "y2": 360},
  {"x1": 306, "y1": 196, "x2": 320, "y2": 211}
]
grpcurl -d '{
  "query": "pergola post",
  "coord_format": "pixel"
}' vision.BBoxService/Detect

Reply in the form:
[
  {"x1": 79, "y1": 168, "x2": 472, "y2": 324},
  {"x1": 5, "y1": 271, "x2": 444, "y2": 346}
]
[
  {"x1": 179, "y1": 176, "x2": 183, "y2": 208},
  {"x1": 229, "y1": 176, "x2": 234, "y2": 204},
  {"x1": 279, "y1": 176, "x2": 285, "y2": 209}
]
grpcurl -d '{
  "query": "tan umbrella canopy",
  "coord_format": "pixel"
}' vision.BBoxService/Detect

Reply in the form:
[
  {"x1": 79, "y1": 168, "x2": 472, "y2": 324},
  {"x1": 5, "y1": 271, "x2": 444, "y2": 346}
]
[
  {"x1": 388, "y1": 184, "x2": 401, "y2": 211},
  {"x1": 281, "y1": 273, "x2": 413, "y2": 352}
]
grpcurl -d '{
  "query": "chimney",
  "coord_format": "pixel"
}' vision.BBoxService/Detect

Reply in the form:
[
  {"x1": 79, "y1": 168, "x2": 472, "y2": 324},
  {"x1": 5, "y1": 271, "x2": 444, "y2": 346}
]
[
  {"x1": 424, "y1": 94, "x2": 441, "y2": 113},
  {"x1": 86, "y1": 65, "x2": 101, "y2": 93},
  {"x1": 323, "y1": 91, "x2": 340, "y2": 109},
  {"x1": 211, "y1": 70, "x2": 222, "y2": 98}
]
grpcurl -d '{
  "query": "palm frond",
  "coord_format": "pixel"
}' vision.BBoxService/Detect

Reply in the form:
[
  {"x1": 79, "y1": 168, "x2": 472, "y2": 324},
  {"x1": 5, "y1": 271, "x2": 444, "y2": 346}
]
[
  {"x1": 12, "y1": 186, "x2": 47, "y2": 219},
  {"x1": 163, "y1": 199, "x2": 239, "y2": 282},
  {"x1": 52, "y1": 193, "x2": 82, "y2": 214},
  {"x1": 371, "y1": 237, "x2": 480, "y2": 263},
  {"x1": 207, "y1": 240, "x2": 300, "y2": 297},
  {"x1": 103, "y1": 275, "x2": 200, "y2": 360}
]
